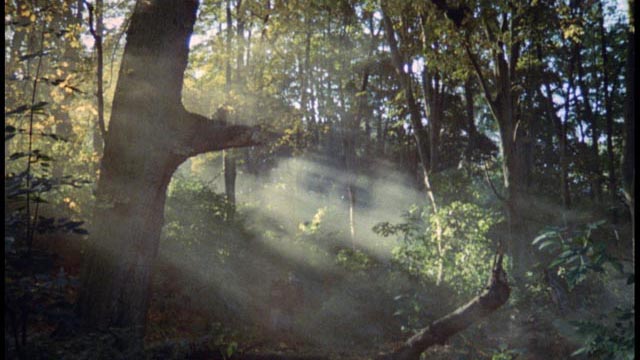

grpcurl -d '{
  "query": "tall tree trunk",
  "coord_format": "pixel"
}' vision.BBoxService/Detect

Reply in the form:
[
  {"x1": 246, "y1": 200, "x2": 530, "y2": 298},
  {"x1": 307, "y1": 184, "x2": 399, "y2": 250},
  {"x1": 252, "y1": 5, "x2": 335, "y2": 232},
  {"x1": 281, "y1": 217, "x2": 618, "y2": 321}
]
[
  {"x1": 223, "y1": 0, "x2": 239, "y2": 221},
  {"x1": 464, "y1": 10, "x2": 530, "y2": 278},
  {"x1": 622, "y1": 0, "x2": 635, "y2": 262},
  {"x1": 223, "y1": 150, "x2": 237, "y2": 220},
  {"x1": 345, "y1": 69, "x2": 370, "y2": 249},
  {"x1": 599, "y1": 0, "x2": 618, "y2": 222},
  {"x1": 78, "y1": 0, "x2": 266, "y2": 338},
  {"x1": 382, "y1": 9, "x2": 446, "y2": 285},
  {"x1": 94, "y1": 0, "x2": 106, "y2": 158},
  {"x1": 301, "y1": 28, "x2": 315, "y2": 144},
  {"x1": 463, "y1": 77, "x2": 478, "y2": 156},
  {"x1": 85, "y1": 0, "x2": 107, "y2": 170},
  {"x1": 420, "y1": 69, "x2": 443, "y2": 173},
  {"x1": 539, "y1": 78, "x2": 571, "y2": 209},
  {"x1": 576, "y1": 43, "x2": 603, "y2": 202},
  {"x1": 556, "y1": 41, "x2": 577, "y2": 209}
]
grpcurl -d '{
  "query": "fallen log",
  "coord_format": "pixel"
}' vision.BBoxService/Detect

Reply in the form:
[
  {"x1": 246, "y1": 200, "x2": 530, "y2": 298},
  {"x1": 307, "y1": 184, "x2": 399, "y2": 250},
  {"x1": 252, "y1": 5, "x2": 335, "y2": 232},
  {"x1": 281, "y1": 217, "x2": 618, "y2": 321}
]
[
  {"x1": 147, "y1": 254, "x2": 509, "y2": 360},
  {"x1": 377, "y1": 253, "x2": 510, "y2": 360}
]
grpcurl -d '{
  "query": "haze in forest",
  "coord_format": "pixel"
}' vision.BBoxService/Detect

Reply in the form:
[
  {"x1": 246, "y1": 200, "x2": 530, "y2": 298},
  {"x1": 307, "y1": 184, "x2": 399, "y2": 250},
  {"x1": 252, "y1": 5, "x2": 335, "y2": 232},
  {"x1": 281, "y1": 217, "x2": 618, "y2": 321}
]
[{"x1": 5, "y1": 0, "x2": 634, "y2": 359}]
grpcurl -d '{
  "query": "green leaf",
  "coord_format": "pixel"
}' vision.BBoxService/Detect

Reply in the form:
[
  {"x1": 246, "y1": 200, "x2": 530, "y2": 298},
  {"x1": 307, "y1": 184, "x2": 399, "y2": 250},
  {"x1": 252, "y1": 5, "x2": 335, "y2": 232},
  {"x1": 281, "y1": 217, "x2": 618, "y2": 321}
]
[
  {"x1": 609, "y1": 260, "x2": 624, "y2": 274},
  {"x1": 532, "y1": 231, "x2": 557, "y2": 245},
  {"x1": 537, "y1": 240, "x2": 557, "y2": 251},
  {"x1": 571, "y1": 347, "x2": 589, "y2": 356},
  {"x1": 565, "y1": 254, "x2": 581, "y2": 264},
  {"x1": 549, "y1": 257, "x2": 567, "y2": 268}
]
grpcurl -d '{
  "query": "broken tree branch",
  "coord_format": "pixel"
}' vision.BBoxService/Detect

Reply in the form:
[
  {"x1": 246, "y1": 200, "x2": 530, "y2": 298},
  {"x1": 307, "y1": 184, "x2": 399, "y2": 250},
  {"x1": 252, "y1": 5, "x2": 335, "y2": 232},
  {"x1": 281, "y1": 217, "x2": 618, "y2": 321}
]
[
  {"x1": 377, "y1": 253, "x2": 510, "y2": 360},
  {"x1": 181, "y1": 108, "x2": 280, "y2": 157}
]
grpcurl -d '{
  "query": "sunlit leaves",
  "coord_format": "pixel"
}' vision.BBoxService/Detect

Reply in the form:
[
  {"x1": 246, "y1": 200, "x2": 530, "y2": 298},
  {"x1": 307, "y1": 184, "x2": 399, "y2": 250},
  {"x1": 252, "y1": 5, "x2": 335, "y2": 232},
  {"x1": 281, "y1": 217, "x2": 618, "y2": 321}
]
[
  {"x1": 562, "y1": 24, "x2": 585, "y2": 42},
  {"x1": 374, "y1": 199, "x2": 500, "y2": 296}
]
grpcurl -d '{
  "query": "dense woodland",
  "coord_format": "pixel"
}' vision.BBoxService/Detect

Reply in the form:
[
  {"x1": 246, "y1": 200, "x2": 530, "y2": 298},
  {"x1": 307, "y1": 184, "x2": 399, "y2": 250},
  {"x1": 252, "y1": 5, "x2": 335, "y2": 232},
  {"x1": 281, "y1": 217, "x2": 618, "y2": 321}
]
[{"x1": 4, "y1": 0, "x2": 636, "y2": 359}]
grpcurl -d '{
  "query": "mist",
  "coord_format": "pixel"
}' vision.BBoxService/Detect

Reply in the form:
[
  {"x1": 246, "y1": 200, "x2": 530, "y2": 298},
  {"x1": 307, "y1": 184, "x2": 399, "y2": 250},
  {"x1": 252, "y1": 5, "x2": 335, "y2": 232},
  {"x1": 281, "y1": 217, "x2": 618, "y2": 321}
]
[{"x1": 155, "y1": 150, "x2": 431, "y2": 350}]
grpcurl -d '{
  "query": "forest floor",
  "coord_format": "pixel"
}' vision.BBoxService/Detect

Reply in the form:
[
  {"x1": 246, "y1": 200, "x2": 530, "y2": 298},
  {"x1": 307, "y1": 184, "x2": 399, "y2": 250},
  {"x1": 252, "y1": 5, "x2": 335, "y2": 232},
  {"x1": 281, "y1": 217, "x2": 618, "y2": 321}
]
[{"x1": 6, "y1": 233, "x2": 631, "y2": 360}]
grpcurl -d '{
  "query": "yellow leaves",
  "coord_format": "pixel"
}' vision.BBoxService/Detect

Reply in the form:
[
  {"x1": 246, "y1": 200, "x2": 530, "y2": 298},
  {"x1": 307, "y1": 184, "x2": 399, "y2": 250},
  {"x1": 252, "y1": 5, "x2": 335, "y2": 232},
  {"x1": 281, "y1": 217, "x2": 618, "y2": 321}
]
[
  {"x1": 74, "y1": 103, "x2": 98, "y2": 116},
  {"x1": 50, "y1": 88, "x2": 64, "y2": 103},
  {"x1": 189, "y1": 155, "x2": 207, "y2": 174},
  {"x1": 43, "y1": 115, "x2": 57, "y2": 127},
  {"x1": 92, "y1": 152, "x2": 101, "y2": 164},
  {"x1": 562, "y1": 24, "x2": 584, "y2": 42},
  {"x1": 63, "y1": 197, "x2": 78, "y2": 211},
  {"x1": 69, "y1": 38, "x2": 81, "y2": 49}
]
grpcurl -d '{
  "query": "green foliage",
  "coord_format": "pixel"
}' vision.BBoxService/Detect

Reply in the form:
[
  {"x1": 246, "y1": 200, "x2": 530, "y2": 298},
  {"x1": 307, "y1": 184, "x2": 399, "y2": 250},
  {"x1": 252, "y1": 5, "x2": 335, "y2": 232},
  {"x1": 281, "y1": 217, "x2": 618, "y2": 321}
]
[
  {"x1": 532, "y1": 220, "x2": 625, "y2": 290},
  {"x1": 570, "y1": 306, "x2": 635, "y2": 360},
  {"x1": 5, "y1": 168, "x2": 88, "y2": 359},
  {"x1": 374, "y1": 201, "x2": 501, "y2": 296},
  {"x1": 490, "y1": 343, "x2": 526, "y2": 360},
  {"x1": 391, "y1": 292, "x2": 435, "y2": 332},
  {"x1": 163, "y1": 175, "x2": 231, "y2": 247},
  {"x1": 335, "y1": 248, "x2": 374, "y2": 272},
  {"x1": 534, "y1": 221, "x2": 634, "y2": 360}
]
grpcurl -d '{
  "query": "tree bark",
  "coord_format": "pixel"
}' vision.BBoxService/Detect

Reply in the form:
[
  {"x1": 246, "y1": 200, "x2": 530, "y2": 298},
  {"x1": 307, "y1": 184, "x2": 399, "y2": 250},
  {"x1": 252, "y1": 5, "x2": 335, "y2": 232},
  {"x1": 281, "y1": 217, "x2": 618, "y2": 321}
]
[
  {"x1": 462, "y1": 6, "x2": 532, "y2": 278},
  {"x1": 223, "y1": 0, "x2": 238, "y2": 221},
  {"x1": 223, "y1": 150, "x2": 237, "y2": 221},
  {"x1": 598, "y1": 0, "x2": 618, "y2": 222},
  {"x1": 91, "y1": 0, "x2": 106, "y2": 158},
  {"x1": 420, "y1": 68, "x2": 444, "y2": 174},
  {"x1": 622, "y1": 0, "x2": 635, "y2": 262},
  {"x1": 78, "y1": 0, "x2": 268, "y2": 338},
  {"x1": 382, "y1": 9, "x2": 446, "y2": 285},
  {"x1": 463, "y1": 77, "x2": 478, "y2": 155},
  {"x1": 574, "y1": 42, "x2": 603, "y2": 202}
]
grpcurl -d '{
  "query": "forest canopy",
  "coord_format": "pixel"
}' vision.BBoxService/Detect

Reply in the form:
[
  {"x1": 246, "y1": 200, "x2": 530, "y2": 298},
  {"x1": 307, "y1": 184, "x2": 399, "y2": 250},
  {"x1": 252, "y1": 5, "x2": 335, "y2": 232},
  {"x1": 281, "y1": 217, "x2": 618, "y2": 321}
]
[{"x1": 4, "y1": 0, "x2": 635, "y2": 359}]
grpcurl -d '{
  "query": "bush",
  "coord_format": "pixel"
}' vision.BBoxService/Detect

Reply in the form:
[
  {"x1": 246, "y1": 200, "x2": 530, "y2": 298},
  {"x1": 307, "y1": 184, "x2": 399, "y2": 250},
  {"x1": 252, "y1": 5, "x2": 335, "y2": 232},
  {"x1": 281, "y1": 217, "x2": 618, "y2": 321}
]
[{"x1": 374, "y1": 201, "x2": 501, "y2": 297}]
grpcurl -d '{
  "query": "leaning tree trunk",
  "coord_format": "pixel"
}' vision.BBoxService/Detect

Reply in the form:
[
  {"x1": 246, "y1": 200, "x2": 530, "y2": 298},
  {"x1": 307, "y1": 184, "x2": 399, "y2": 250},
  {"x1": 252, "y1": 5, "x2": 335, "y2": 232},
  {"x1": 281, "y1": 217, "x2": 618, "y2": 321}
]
[
  {"x1": 78, "y1": 0, "x2": 267, "y2": 338},
  {"x1": 378, "y1": 255, "x2": 510, "y2": 360}
]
